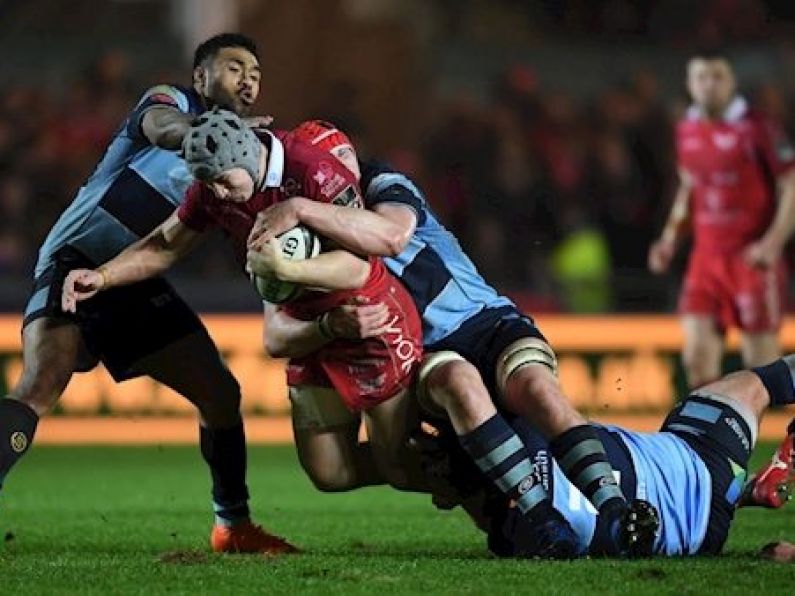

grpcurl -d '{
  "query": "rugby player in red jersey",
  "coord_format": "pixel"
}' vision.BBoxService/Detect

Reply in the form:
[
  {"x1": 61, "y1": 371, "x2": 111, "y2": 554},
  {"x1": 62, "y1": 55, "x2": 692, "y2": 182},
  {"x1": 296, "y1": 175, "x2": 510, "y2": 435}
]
[
  {"x1": 61, "y1": 108, "x2": 425, "y2": 494},
  {"x1": 649, "y1": 52, "x2": 795, "y2": 388}
]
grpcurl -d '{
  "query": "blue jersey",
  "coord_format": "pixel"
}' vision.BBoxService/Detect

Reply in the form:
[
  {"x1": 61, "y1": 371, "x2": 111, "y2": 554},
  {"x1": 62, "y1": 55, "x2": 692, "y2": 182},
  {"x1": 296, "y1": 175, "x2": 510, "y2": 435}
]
[
  {"x1": 31, "y1": 85, "x2": 203, "y2": 280},
  {"x1": 530, "y1": 426, "x2": 713, "y2": 556},
  {"x1": 361, "y1": 161, "x2": 513, "y2": 346}
]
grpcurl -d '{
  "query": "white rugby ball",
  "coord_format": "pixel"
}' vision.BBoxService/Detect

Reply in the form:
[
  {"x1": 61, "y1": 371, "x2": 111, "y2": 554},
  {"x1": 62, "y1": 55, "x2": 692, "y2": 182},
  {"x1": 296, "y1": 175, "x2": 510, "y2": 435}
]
[{"x1": 253, "y1": 225, "x2": 321, "y2": 304}]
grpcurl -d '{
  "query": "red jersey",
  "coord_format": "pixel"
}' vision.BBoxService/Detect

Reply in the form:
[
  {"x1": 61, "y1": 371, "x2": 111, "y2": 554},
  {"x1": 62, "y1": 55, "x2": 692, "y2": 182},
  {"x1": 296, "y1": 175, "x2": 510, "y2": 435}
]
[
  {"x1": 177, "y1": 128, "x2": 385, "y2": 317},
  {"x1": 177, "y1": 129, "x2": 422, "y2": 409},
  {"x1": 676, "y1": 97, "x2": 795, "y2": 253}
]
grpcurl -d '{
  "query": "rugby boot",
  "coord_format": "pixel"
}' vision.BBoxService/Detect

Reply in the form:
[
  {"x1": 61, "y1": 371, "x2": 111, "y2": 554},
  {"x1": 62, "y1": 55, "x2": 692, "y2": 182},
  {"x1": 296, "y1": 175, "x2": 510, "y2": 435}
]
[
  {"x1": 739, "y1": 428, "x2": 794, "y2": 509},
  {"x1": 211, "y1": 521, "x2": 300, "y2": 555},
  {"x1": 592, "y1": 499, "x2": 660, "y2": 558}
]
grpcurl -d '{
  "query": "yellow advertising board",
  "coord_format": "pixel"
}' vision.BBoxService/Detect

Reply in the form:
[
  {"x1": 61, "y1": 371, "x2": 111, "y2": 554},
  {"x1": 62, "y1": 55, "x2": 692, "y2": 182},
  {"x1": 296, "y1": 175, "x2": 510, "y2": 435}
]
[{"x1": 0, "y1": 314, "x2": 790, "y2": 415}]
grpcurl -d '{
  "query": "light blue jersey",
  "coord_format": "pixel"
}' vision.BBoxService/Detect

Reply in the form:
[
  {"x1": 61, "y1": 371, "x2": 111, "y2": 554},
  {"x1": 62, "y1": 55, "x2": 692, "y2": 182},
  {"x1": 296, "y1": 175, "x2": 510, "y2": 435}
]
[
  {"x1": 361, "y1": 162, "x2": 513, "y2": 346},
  {"x1": 26, "y1": 85, "x2": 204, "y2": 319},
  {"x1": 549, "y1": 427, "x2": 712, "y2": 556}
]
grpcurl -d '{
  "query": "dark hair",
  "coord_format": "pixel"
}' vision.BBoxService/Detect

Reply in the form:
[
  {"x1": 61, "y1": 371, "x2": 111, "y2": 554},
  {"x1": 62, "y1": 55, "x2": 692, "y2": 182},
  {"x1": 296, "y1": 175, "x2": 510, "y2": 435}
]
[
  {"x1": 689, "y1": 48, "x2": 732, "y2": 64},
  {"x1": 193, "y1": 33, "x2": 259, "y2": 69}
]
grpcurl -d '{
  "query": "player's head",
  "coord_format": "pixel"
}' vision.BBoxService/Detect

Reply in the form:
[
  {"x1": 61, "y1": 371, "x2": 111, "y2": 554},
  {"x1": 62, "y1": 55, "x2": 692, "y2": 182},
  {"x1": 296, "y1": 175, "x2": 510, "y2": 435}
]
[
  {"x1": 687, "y1": 51, "x2": 736, "y2": 116},
  {"x1": 293, "y1": 120, "x2": 360, "y2": 180},
  {"x1": 193, "y1": 33, "x2": 261, "y2": 116},
  {"x1": 183, "y1": 108, "x2": 265, "y2": 202}
]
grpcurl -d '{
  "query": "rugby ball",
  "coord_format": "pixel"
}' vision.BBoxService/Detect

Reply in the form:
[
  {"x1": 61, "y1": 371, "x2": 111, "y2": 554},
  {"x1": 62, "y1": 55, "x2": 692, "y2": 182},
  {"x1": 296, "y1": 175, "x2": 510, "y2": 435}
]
[{"x1": 252, "y1": 225, "x2": 321, "y2": 304}]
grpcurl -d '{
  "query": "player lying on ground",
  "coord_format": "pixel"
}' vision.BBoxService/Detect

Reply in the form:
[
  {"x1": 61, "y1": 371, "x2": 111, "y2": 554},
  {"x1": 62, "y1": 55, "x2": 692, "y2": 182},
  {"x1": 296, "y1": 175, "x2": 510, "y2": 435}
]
[
  {"x1": 61, "y1": 109, "x2": 428, "y2": 494},
  {"x1": 648, "y1": 50, "x2": 795, "y2": 388},
  {"x1": 247, "y1": 121, "x2": 659, "y2": 557},
  {"x1": 1, "y1": 33, "x2": 295, "y2": 554},
  {"x1": 418, "y1": 357, "x2": 795, "y2": 558}
]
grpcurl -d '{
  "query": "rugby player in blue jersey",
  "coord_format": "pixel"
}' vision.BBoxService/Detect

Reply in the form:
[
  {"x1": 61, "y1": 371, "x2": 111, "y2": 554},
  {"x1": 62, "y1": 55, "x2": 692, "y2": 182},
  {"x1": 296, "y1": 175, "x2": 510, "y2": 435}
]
[
  {"x1": 249, "y1": 121, "x2": 659, "y2": 557},
  {"x1": 0, "y1": 34, "x2": 297, "y2": 554},
  {"x1": 435, "y1": 357, "x2": 795, "y2": 558}
]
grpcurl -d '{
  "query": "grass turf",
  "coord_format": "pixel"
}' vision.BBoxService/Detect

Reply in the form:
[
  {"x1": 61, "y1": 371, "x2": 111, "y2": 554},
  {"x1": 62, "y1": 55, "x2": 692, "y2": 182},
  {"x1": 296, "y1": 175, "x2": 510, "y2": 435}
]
[{"x1": 1, "y1": 443, "x2": 793, "y2": 595}]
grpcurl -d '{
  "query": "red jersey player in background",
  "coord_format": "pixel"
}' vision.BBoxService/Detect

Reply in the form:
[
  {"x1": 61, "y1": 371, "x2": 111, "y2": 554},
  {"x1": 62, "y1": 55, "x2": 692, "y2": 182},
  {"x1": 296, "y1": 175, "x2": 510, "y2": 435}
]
[{"x1": 649, "y1": 52, "x2": 795, "y2": 388}]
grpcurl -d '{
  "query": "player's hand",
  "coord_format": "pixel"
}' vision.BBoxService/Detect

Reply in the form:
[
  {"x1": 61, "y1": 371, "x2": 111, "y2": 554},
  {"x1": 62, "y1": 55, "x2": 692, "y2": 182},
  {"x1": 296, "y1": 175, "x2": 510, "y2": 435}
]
[
  {"x1": 246, "y1": 241, "x2": 284, "y2": 279},
  {"x1": 760, "y1": 541, "x2": 795, "y2": 562},
  {"x1": 242, "y1": 115, "x2": 274, "y2": 131},
  {"x1": 247, "y1": 198, "x2": 308, "y2": 251},
  {"x1": 648, "y1": 238, "x2": 676, "y2": 274},
  {"x1": 61, "y1": 269, "x2": 105, "y2": 313},
  {"x1": 744, "y1": 235, "x2": 782, "y2": 269},
  {"x1": 325, "y1": 297, "x2": 391, "y2": 339}
]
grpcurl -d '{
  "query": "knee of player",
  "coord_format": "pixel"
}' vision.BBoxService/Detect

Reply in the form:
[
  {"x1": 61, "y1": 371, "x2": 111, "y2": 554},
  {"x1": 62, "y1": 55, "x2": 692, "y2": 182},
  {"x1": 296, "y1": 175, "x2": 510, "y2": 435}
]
[
  {"x1": 303, "y1": 462, "x2": 359, "y2": 493},
  {"x1": 425, "y1": 359, "x2": 485, "y2": 412},
  {"x1": 501, "y1": 363, "x2": 561, "y2": 415}
]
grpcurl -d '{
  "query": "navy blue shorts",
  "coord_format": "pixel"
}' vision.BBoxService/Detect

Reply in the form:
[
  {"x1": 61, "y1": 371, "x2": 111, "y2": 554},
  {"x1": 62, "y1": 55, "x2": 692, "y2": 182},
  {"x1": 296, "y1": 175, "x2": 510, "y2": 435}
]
[
  {"x1": 427, "y1": 305, "x2": 546, "y2": 401},
  {"x1": 660, "y1": 393, "x2": 754, "y2": 554},
  {"x1": 23, "y1": 246, "x2": 206, "y2": 382}
]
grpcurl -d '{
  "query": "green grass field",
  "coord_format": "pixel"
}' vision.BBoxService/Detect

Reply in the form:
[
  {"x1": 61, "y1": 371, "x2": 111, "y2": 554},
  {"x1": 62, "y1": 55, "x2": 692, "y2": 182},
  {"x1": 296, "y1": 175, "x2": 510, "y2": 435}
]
[{"x1": 1, "y1": 443, "x2": 793, "y2": 595}]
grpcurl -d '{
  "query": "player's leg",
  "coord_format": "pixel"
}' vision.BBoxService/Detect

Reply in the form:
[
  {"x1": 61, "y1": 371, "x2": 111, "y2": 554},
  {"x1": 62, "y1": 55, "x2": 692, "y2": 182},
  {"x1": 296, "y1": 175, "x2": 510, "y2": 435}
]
[
  {"x1": 289, "y1": 385, "x2": 383, "y2": 491},
  {"x1": 362, "y1": 386, "x2": 429, "y2": 493},
  {"x1": 740, "y1": 332, "x2": 780, "y2": 369},
  {"x1": 682, "y1": 314, "x2": 724, "y2": 389},
  {"x1": 0, "y1": 317, "x2": 82, "y2": 490},
  {"x1": 489, "y1": 316, "x2": 658, "y2": 556},
  {"x1": 414, "y1": 351, "x2": 579, "y2": 558}
]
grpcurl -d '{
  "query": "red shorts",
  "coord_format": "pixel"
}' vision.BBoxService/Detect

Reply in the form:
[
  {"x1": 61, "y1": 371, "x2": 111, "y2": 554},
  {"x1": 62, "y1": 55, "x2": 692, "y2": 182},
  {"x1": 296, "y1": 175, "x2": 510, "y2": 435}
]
[
  {"x1": 286, "y1": 274, "x2": 422, "y2": 411},
  {"x1": 679, "y1": 250, "x2": 787, "y2": 333}
]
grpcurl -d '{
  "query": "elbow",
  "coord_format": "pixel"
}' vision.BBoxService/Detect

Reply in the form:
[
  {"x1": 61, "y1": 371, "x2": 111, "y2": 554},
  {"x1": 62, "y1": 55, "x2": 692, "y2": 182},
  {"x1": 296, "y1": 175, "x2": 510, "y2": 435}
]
[
  {"x1": 263, "y1": 331, "x2": 289, "y2": 359},
  {"x1": 384, "y1": 226, "x2": 411, "y2": 257}
]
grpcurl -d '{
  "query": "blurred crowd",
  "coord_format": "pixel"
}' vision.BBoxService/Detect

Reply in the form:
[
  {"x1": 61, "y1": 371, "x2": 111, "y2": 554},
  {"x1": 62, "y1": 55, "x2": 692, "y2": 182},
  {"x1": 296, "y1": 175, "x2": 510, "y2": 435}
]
[{"x1": 2, "y1": 43, "x2": 794, "y2": 312}]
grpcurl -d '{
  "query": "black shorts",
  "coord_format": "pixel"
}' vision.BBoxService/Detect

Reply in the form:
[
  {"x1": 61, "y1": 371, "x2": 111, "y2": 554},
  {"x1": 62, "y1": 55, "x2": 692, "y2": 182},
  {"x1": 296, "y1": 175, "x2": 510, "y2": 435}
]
[
  {"x1": 23, "y1": 246, "x2": 206, "y2": 382},
  {"x1": 427, "y1": 305, "x2": 546, "y2": 402},
  {"x1": 660, "y1": 392, "x2": 754, "y2": 555}
]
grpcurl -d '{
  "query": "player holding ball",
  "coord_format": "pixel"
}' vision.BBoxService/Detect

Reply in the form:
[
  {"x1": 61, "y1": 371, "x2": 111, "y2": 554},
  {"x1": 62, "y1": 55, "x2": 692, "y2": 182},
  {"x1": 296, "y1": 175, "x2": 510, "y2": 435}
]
[{"x1": 649, "y1": 51, "x2": 795, "y2": 388}]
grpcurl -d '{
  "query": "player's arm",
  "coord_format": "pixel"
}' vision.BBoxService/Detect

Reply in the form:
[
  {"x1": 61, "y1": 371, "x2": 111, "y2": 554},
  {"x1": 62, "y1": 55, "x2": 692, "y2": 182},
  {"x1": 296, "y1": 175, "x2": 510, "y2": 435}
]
[
  {"x1": 648, "y1": 168, "x2": 692, "y2": 274},
  {"x1": 249, "y1": 197, "x2": 415, "y2": 257},
  {"x1": 141, "y1": 106, "x2": 197, "y2": 150},
  {"x1": 263, "y1": 300, "x2": 391, "y2": 359},
  {"x1": 61, "y1": 211, "x2": 203, "y2": 312},
  {"x1": 247, "y1": 243, "x2": 371, "y2": 291},
  {"x1": 745, "y1": 170, "x2": 795, "y2": 268}
]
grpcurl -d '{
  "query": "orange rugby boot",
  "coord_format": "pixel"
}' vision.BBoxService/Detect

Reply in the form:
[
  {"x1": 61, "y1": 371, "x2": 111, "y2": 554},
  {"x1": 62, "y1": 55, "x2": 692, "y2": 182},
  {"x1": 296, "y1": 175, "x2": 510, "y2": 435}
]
[{"x1": 211, "y1": 521, "x2": 300, "y2": 555}]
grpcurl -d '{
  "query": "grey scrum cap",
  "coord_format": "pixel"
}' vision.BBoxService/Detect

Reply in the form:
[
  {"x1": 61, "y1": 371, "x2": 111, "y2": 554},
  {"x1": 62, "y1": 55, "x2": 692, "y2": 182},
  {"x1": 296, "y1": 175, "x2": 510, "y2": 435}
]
[{"x1": 182, "y1": 107, "x2": 262, "y2": 183}]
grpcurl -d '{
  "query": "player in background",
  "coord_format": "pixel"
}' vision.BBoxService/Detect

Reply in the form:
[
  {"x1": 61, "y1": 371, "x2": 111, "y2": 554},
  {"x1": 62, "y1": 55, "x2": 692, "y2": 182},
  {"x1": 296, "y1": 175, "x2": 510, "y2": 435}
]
[
  {"x1": 1, "y1": 34, "x2": 297, "y2": 554},
  {"x1": 649, "y1": 52, "x2": 795, "y2": 388},
  {"x1": 249, "y1": 121, "x2": 659, "y2": 557},
  {"x1": 61, "y1": 109, "x2": 426, "y2": 494}
]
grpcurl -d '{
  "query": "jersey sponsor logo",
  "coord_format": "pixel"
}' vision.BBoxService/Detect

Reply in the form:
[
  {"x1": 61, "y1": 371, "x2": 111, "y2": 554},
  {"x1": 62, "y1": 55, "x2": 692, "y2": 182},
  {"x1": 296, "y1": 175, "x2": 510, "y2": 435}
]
[
  {"x1": 312, "y1": 161, "x2": 348, "y2": 199},
  {"x1": 712, "y1": 132, "x2": 738, "y2": 151},
  {"x1": 723, "y1": 416, "x2": 750, "y2": 452},
  {"x1": 384, "y1": 314, "x2": 419, "y2": 376}
]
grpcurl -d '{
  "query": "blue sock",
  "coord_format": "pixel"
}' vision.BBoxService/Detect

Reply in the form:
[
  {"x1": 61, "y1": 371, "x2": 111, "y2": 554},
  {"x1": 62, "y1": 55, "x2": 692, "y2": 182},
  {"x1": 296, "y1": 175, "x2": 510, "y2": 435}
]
[
  {"x1": 548, "y1": 425, "x2": 625, "y2": 516},
  {"x1": 459, "y1": 414, "x2": 554, "y2": 521},
  {"x1": 752, "y1": 356, "x2": 795, "y2": 407},
  {"x1": 200, "y1": 422, "x2": 250, "y2": 526}
]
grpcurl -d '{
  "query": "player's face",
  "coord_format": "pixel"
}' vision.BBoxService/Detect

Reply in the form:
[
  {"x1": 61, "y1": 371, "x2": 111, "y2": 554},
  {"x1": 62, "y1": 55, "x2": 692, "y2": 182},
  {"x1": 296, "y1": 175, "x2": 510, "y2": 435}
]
[
  {"x1": 201, "y1": 47, "x2": 261, "y2": 116},
  {"x1": 330, "y1": 145, "x2": 361, "y2": 180},
  {"x1": 205, "y1": 168, "x2": 255, "y2": 202},
  {"x1": 687, "y1": 59, "x2": 736, "y2": 115}
]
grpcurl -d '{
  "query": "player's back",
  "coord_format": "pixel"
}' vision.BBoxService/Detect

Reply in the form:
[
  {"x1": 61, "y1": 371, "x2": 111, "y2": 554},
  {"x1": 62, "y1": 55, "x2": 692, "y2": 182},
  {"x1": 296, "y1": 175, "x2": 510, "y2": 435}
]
[
  {"x1": 676, "y1": 97, "x2": 793, "y2": 252},
  {"x1": 34, "y1": 85, "x2": 204, "y2": 277},
  {"x1": 360, "y1": 161, "x2": 513, "y2": 345}
]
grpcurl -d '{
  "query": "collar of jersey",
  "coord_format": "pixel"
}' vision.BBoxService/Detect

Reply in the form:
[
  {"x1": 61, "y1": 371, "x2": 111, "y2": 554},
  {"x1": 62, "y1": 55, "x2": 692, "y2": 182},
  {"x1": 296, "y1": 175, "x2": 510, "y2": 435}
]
[
  {"x1": 259, "y1": 130, "x2": 285, "y2": 190},
  {"x1": 686, "y1": 95, "x2": 748, "y2": 123}
]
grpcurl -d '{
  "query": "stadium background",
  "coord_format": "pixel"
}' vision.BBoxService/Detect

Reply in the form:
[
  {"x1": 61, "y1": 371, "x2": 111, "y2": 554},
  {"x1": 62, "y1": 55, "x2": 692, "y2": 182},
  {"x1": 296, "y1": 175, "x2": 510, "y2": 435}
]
[{"x1": 1, "y1": 0, "x2": 795, "y2": 437}]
